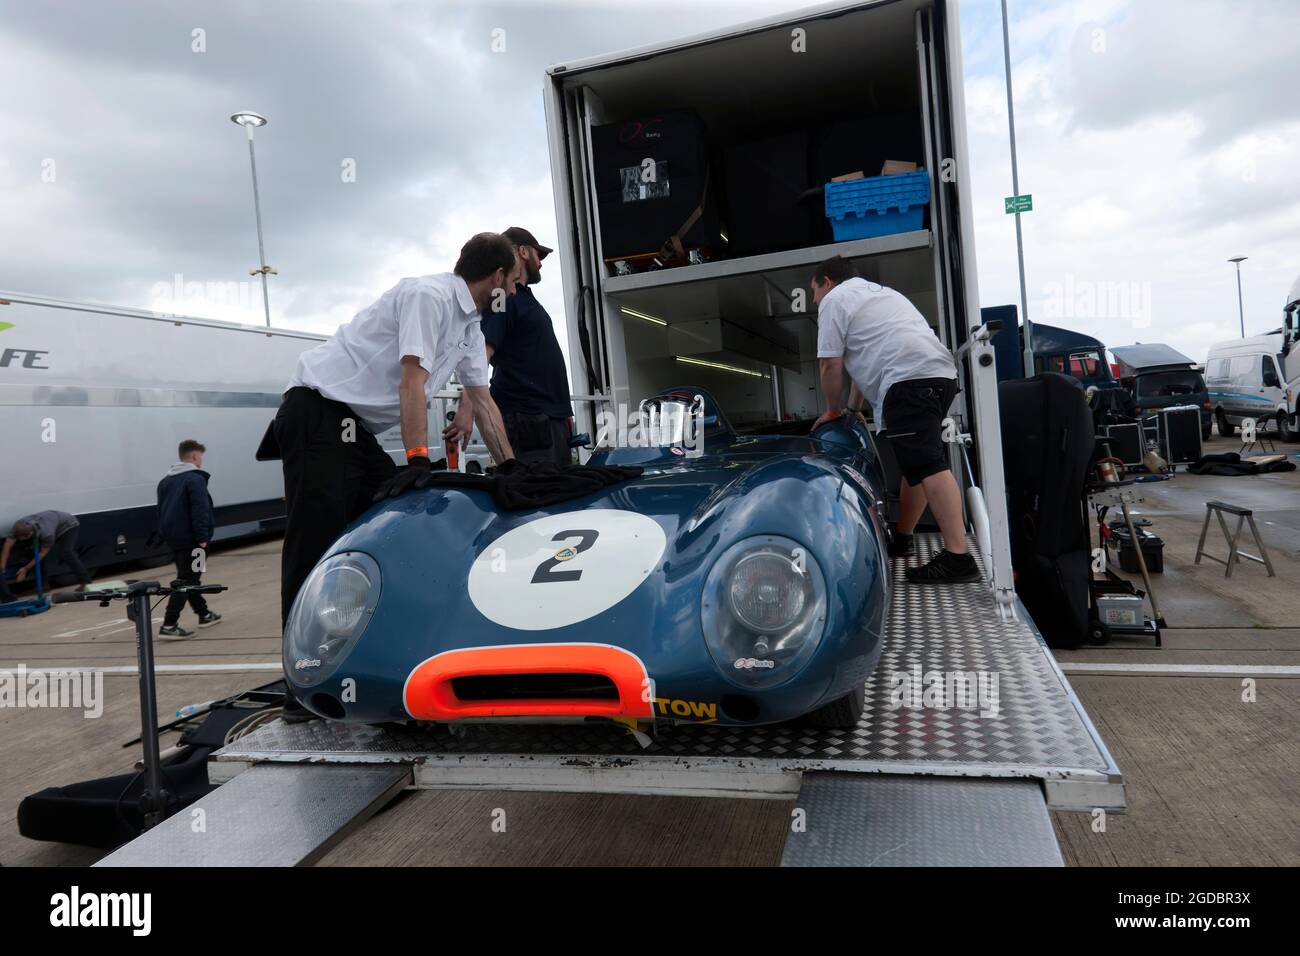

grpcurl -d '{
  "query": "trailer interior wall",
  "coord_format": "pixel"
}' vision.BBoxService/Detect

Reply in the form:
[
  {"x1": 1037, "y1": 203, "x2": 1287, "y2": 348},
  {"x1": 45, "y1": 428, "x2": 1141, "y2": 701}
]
[{"x1": 546, "y1": 0, "x2": 959, "y2": 429}]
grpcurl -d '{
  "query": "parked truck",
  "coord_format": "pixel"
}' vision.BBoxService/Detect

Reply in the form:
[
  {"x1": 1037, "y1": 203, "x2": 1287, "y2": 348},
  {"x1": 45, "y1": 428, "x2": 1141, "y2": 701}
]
[
  {"x1": 1281, "y1": 271, "x2": 1300, "y2": 438},
  {"x1": 0, "y1": 293, "x2": 473, "y2": 580}
]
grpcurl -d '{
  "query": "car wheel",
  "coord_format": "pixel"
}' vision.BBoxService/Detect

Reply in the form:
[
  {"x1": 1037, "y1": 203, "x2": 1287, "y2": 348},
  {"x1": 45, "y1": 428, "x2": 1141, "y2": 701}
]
[
  {"x1": 1279, "y1": 413, "x2": 1295, "y2": 443},
  {"x1": 799, "y1": 685, "x2": 865, "y2": 729},
  {"x1": 1216, "y1": 410, "x2": 1235, "y2": 437},
  {"x1": 1201, "y1": 422, "x2": 1212, "y2": 442}
]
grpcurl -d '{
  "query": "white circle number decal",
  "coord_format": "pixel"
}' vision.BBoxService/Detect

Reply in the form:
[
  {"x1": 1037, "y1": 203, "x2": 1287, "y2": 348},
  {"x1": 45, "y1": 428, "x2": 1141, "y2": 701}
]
[{"x1": 468, "y1": 510, "x2": 668, "y2": 630}]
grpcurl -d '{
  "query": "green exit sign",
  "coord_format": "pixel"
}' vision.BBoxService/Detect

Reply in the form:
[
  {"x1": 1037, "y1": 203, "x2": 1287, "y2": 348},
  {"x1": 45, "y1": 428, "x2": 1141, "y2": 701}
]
[{"x1": 1005, "y1": 194, "x2": 1033, "y2": 214}]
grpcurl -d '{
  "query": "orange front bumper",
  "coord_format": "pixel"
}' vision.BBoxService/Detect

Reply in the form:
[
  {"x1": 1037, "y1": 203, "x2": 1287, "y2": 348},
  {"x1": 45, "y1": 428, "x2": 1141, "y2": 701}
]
[{"x1": 402, "y1": 643, "x2": 654, "y2": 721}]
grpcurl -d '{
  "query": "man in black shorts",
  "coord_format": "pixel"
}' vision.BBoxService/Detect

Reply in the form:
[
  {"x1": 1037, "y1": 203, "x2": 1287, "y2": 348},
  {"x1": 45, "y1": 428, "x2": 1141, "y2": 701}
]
[{"x1": 810, "y1": 255, "x2": 978, "y2": 583}]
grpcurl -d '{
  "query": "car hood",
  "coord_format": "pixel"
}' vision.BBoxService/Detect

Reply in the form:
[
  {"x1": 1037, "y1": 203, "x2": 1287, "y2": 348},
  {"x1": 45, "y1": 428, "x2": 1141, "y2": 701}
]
[{"x1": 293, "y1": 427, "x2": 889, "y2": 724}]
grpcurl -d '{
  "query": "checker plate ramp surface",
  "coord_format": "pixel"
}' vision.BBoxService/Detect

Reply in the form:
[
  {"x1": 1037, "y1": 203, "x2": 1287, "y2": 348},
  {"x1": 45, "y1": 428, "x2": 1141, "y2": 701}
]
[
  {"x1": 96, "y1": 764, "x2": 410, "y2": 867},
  {"x1": 781, "y1": 773, "x2": 1064, "y2": 866},
  {"x1": 215, "y1": 536, "x2": 1123, "y2": 810}
]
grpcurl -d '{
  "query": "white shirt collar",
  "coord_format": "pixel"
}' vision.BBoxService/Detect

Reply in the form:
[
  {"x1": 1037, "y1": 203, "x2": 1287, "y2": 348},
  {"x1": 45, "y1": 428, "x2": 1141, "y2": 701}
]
[{"x1": 452, "y1": 274, "x2": 478, "y2": 317}]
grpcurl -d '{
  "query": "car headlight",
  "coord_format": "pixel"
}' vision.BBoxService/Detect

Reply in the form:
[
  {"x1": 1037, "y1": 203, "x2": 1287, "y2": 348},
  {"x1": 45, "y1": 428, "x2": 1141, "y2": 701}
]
[
  {"x1": 283, "y1": 551, "x2": 380, "y2": 687},
  {"x1": 702, "y1": 536, "x2": 827, "y2": 688}
]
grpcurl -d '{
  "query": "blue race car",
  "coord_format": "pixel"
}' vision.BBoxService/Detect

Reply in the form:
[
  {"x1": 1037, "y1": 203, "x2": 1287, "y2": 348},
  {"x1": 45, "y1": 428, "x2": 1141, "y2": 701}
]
[{"x1": 283, "y1": 389, "x2": 891, "y2": 730}]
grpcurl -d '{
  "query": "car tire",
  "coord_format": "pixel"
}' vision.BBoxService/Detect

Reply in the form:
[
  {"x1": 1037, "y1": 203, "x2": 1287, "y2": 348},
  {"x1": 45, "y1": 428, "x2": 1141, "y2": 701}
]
[
  {"x1": 1201, "y1": 422, "x2": 1212, "y2": 442},
  {"x1": 800, "y1": 685, "x2": 865, "y2": 729},
  {"x1": 1216, "y1": 410, "x2": 1235, "y2": 437},
  {"x1": 1279, "y1": 413, "x2": 1295, "y2": 443}
]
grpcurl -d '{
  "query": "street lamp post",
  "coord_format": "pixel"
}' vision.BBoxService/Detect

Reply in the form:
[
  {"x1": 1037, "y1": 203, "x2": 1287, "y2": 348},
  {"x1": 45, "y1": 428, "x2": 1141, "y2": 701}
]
[
  {"x1": 1228, "y1": 256, "x2": 1247, "y2": 338},
  {"x1": 230, "y1": 111, "x2": 274, "y2": 327},
  {"x1": 1001, "y1": 0, "x2": 1033, "y2": 378}
]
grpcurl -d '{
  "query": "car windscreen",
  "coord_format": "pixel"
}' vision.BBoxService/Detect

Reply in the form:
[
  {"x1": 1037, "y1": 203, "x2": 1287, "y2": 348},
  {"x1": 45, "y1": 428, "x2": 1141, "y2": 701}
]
[{"x1": 1135, "y1": 370, "x2": 1205, "y2": 399}]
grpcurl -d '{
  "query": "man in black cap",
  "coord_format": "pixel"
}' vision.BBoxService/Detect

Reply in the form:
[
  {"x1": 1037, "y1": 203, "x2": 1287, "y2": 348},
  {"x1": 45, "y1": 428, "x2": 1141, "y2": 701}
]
[{"x1": 472, "y1": 227, "x2": 575, "y2": 466}]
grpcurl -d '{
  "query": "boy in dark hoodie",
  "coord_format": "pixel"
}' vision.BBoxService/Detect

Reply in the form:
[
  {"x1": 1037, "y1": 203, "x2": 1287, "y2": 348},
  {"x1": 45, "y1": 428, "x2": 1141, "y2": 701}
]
[{"x1": 155, "y1": 439, "x2": 221, "y2": 638}]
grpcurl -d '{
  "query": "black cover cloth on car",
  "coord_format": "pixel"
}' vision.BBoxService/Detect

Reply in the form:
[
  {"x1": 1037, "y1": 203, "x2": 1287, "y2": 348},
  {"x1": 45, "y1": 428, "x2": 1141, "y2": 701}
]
[
  {"x1": 380, "y1": 459, "x2": 644, "y2": 510},
  {"x1": 1186, "y1": 452, "x2": 1297, "y2": 476}
]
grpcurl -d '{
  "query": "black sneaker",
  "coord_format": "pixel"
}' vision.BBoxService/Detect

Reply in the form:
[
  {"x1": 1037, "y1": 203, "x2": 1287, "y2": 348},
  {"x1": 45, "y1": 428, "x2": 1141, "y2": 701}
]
[
  {"x1": 904, "y1": 549, "x2": 980, "y2": 584},
  {"x1": 887, "y1": 531, "x2": 915, "y2": 558},
  {"x1": 158, "y1": 624, "x2": 195, "y2": 640},
  {"x1": 197, "y1": 611, "x2": 223, "y2": 628}
]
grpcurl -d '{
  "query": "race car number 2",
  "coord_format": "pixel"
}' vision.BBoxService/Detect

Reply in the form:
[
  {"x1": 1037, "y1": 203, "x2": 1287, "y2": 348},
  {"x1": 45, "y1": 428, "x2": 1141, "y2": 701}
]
[
  {"x1": 468, "y1": 510, "x2": 668, "y2": 630},
  {"x1": 531, "y1": 529, "x2": 598, "y2": 583}
]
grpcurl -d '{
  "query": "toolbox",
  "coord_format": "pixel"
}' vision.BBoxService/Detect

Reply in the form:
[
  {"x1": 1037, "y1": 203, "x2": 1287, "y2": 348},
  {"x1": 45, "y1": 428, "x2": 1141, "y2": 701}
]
[
  {"x1": 1110, "y1": 524, "x2": 1165, "y2": 574},
  {"x1": 1096, "y1": 592, "x2": 1145, "y2": 631}
]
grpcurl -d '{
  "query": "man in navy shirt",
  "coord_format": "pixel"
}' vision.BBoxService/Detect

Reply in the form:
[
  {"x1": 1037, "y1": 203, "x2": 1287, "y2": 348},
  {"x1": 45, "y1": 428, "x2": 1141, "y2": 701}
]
[
  {"x1": 476, "y1": 227, "x2": 574, "y2": 466},
  {"x1": 155, "y1": 438, "x2": 222, "y2": 637}
]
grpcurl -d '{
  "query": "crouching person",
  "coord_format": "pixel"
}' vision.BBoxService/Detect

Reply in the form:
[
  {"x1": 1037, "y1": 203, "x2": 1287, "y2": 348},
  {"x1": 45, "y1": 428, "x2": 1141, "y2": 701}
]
[{"x1": 2, "y1": 510, "x2": 93, "y2": 594}]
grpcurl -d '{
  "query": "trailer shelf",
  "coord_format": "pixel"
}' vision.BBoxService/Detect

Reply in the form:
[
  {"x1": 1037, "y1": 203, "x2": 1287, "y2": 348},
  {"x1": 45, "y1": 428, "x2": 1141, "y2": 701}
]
[{"x1": 603, "y1": 230, "x2": 932, "y2": 297}]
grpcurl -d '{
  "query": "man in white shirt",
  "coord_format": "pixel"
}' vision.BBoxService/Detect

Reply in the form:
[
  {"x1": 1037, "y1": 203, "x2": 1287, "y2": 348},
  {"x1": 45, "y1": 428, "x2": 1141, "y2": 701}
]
[
  {"x1": 810, "y1": 255, "x2": 977, "y2": 584},
  {"x1": 273, "y1": 232, "x2": 517, "y2": 627}
]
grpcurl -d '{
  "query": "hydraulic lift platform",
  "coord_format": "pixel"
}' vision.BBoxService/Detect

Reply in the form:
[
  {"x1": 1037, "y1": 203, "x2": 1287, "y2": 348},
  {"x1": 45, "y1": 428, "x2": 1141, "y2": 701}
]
[{"x1": 99, "y1": 537, "x2": 1124, "y2": 867}]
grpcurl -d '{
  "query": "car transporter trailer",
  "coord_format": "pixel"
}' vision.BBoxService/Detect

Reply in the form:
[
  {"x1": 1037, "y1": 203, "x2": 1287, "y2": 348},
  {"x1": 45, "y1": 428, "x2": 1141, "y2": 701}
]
[{"x1": 97, "y1": 329, "x2": 1126, "y2": 868}]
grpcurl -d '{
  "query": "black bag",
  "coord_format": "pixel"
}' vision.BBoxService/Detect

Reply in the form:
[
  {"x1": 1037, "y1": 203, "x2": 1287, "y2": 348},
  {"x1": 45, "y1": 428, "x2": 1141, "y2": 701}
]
[
  {"x1": 810, "y1": 112, "x2": 926, "y2": 243},
  {"x1": 723, "y1": 130, "x2": 815, "y2": 257},
  {"x1": 811, "y1": 111, "x2": 926, "y2": 183},
  {"x1": 999, "y1": 373, "x2": 1095, "y2": 648},
  {"x1": 591, "y1": 110, "x2": 723, "y2": 263},
  {"x1": 17, "y1": 688, "x2": 284, "y2": 849}
]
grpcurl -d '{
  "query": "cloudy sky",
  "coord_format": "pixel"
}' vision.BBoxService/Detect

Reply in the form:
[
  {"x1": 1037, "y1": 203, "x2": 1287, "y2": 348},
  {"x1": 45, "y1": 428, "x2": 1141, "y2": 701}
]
[{"x1": 2, "y1": 0, "x2": 1297, "y2": 370}]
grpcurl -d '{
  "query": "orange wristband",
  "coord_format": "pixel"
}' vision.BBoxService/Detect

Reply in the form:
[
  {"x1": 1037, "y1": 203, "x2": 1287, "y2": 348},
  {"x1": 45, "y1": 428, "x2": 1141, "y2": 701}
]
[{"x1": 406, "y1": 446, "x2": 429, "y2": 461}]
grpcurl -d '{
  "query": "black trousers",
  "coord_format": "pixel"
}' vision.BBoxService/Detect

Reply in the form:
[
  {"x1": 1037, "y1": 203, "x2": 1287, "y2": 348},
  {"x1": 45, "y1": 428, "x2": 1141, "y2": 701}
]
[
  {"x1": 503, "y1": 411, "x2": 572, "y2": 467},
  {"x1": 163, "y1": 545, "x2": 210, "y2": 625},
  {"x1": 274, "y1": 386, "x2": 397, "y2": 626},
  {"x1": 50, "y1": 528, "x2": 92, "y2": 586}
]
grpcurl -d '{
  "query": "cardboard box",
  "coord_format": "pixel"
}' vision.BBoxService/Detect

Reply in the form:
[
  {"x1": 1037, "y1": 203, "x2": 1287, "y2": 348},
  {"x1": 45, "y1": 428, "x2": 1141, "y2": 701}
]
[{"x1": 881, "y1": 159, "x2": 919, "y2": 175}]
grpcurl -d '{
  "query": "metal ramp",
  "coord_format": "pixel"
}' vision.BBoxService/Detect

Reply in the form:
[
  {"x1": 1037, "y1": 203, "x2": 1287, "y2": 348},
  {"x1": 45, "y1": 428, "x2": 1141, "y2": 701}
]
[
  {"x1": 781, "y1": 774, "x2": 1063, "y2": 866},
  {"x1": 100, "y1": 536, "x2": 1122, "y2": 867},
  {"x1": 96, "y1": 764, "x2": 410, "y2": 867}
]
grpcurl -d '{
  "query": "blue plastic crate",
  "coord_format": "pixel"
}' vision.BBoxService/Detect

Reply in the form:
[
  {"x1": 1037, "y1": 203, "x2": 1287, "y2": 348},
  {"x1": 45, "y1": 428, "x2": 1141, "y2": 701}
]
[{"x1": 824, "y1": 169, "x2": 930, "y2": 241}]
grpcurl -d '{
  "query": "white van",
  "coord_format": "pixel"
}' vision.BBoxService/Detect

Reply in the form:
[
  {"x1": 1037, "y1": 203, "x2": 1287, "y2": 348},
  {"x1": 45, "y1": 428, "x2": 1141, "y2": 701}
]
[{"x1": 1204, "y1": 332, "x2": 1293, "y2": 441}]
